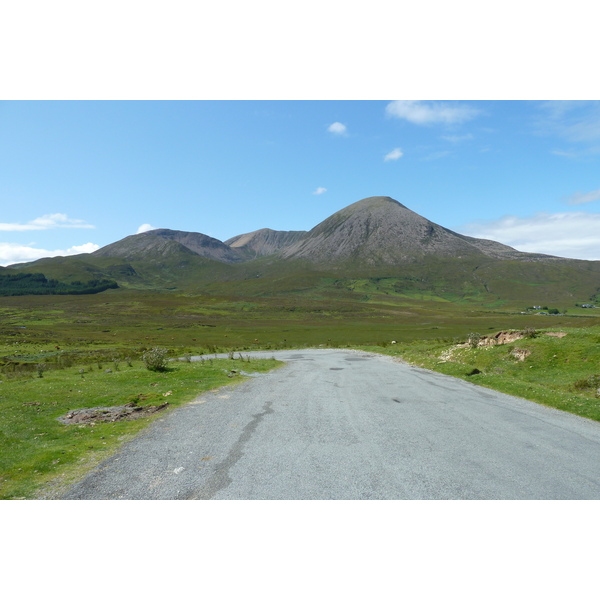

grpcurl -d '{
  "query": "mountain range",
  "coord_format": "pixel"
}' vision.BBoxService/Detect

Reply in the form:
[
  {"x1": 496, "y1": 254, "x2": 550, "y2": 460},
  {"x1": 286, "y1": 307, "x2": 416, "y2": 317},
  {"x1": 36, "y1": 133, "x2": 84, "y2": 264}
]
[
  {"x1": 92, "y1": 196, "x2": 538, "y2": 265},
  {"x1": 6, "y1": 196, "x2": 600, "y2": 305}
]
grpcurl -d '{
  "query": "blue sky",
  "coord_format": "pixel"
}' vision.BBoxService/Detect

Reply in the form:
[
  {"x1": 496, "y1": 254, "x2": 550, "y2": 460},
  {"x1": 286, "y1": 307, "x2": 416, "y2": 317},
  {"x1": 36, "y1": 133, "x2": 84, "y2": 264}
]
[{"x1": 2, "y1": 99, "x2": 600, "y2": 265}]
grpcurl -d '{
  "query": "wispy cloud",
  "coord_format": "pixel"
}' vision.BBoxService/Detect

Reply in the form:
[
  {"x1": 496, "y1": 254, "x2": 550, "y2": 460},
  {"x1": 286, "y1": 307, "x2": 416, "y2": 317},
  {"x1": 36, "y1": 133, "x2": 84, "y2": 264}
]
[
  {"x1": 551, "y1": 149, "x2": 577, "y2": 158},
  {"x1": 327, "y1": 122, "x2": 347, "y2": 136},
  {"x1": 566, "y1": 188, "x2": 600, "y2": 205},
  {"x1": 385, "y1": 101, "x2": 481, "y2": 126},
  {"x1": 424, "y1": 150, "x2": 451, "y2": 161},
  {"x1": 0, "y1": 242, "x2": 100, "y2": 267},
  {"x1": 459, "y1": 212, "x2": 600, "y2": 260},
  {"x1": 384, "y1": 148, "x2": 403, "y2": 161},
  {"x1": 0, "y1": 213, "x2": 94, "y2": 232},
  {"x1": 136, "y1": 223, "x2": 156, "y2": 233},
  {"x1": 537, "y1": 101, "x2": 600, "y2": 149},
  {"x1": 441, "y1": 133, "x2": 474, "y2": 143},
  {"x1": 313, "y1": 187, "x2": 327, "y2": 195}
]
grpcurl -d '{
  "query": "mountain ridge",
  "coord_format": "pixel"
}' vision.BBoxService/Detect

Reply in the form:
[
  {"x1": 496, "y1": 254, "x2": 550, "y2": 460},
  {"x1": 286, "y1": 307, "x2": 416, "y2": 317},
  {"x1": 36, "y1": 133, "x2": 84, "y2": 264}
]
[
  {"x1": 225, "y1": 228, "x2": 307, "y2": 259},
  {"x1": 93, "y1": 228, "x2": 244, "y2": 263},
  {"x1": 88, "y1": 195, "x2": 562, "y2": 266},
  {"x1": 7, "y1": 195, "x2": 600, "y2": 305}
]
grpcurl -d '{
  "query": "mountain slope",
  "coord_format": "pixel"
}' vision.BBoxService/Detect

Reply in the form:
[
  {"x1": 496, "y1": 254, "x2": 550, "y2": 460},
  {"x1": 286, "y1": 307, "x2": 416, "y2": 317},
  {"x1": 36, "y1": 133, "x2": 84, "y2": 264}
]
[
  {"x1": 225, "y1": 228, "x2": 307, "y2": 259},
  {"x1": 280, "y1": 196, "x2": 529, "y2": 264},
  {"x1": 93, "y1": 229, "x2": 243, "y2": 263}
]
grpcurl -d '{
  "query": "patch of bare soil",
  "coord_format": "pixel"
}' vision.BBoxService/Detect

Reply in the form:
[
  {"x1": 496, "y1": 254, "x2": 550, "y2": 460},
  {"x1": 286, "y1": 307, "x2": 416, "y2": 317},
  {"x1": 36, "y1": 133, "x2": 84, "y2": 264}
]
[
  {"x1": 510, "y1": 348, "x2": 532, "y2": 361},
  {"x1": 475, "y1": 330, "x2": 568, "y2": 348},
  {"x1": 58, "y1": 402, "x2": 169, "y2": 425}
]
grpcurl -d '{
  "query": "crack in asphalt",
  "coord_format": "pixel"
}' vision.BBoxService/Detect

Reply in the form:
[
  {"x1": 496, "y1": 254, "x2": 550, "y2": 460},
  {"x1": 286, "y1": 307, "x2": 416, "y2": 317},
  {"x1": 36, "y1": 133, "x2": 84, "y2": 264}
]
[{"x1": 183, "y1": 401, "x2": 274, "y2": 500}]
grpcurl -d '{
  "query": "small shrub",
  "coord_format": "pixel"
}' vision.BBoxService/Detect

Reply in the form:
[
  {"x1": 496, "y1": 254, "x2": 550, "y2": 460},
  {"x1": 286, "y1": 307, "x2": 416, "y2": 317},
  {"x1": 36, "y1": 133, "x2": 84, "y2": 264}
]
[
  {"x1": 522, "y1": 327, "x2": 538, "y2": 339},
  {"x1": 142, "y1": 347, "x2": 169, "y2": 372},
  {"x1": 467, "y1": 332, "x2": 481, "y2": 349}
]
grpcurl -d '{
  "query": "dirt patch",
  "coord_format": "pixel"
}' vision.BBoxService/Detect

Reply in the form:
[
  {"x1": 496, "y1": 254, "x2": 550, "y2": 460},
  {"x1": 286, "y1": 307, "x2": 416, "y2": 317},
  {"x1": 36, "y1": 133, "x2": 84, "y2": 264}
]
[
  {"x1": 510, "y1": 348, "x2": 532, "y2": 361},
  {"x1": 469, "y1": 330, "x2": 568, "y2": 348},
  {"x1": 478, "y1": 331, "x2": 526, "y2": 347},
  {"x1": 58, "y1": 402, "x2": 169, "y2": 425}
]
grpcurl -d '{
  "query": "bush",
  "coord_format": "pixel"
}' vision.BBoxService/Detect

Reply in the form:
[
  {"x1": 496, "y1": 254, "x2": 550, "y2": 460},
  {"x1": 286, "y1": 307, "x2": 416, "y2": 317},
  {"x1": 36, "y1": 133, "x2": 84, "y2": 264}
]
[
  {"x1": 142, "y1": 347, "x2": 169, "y2": 372},
  {"x1": 467, "y1": 332, "x2": 481, "y2": 349}
]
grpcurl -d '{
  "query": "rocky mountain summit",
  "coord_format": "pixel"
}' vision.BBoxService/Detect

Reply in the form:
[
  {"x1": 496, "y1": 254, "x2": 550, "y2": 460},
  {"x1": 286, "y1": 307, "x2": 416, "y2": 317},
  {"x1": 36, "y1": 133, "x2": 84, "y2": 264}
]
[{"x1": 279, "y1": 196, "x2": 530, "y2": 264}]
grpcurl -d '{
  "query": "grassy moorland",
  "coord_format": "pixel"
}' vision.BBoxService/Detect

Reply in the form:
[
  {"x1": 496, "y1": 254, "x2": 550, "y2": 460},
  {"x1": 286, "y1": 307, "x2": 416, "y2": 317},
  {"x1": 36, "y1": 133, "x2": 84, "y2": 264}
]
[
  {"x1": 2, "y1": 286, "x2": 600, "y2": 499},
  {"x1": 2, "y1": 285, "x2": 597, "y2": 352},
  {"x1": 361, "y1": 325, "x2": 600, "y2": 423}
]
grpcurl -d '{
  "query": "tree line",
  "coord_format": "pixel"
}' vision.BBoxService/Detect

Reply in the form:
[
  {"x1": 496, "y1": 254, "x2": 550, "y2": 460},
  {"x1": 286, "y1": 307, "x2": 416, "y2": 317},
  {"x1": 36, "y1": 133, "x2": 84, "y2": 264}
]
[{"x1": 0, "y1": 272, "x2": 118, "y2": 296}]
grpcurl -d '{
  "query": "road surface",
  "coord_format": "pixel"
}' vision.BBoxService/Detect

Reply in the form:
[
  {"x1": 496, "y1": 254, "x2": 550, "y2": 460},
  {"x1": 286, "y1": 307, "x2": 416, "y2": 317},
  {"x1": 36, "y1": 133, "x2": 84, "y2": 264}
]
[{"x1": 61, "y1": 349, "x2": 600, "y2": 499}]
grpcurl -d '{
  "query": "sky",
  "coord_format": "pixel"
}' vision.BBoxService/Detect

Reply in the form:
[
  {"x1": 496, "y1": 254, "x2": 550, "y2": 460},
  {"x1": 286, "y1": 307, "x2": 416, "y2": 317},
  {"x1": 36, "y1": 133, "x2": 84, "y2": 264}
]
[{"x1": 2, "y1": 99, "x2": 600, "y2": 265}]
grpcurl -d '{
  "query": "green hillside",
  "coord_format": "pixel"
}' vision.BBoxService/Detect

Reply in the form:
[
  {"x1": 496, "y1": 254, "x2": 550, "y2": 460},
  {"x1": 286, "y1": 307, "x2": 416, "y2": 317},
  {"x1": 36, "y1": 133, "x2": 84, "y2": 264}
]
[{"x1": 5, "y1": 195, "x2": 600, "y2": 346}]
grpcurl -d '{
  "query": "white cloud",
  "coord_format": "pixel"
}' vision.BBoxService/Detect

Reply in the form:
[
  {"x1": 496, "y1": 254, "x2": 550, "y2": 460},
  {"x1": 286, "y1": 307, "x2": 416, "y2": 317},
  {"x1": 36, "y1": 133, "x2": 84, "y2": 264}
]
[
  {"x1": 384, "y1": 148, "x2": 403, "y2": 161},
  {"x1": 327, "y1": 122, "x2": 347, "y2": 135},
  {"x1": 0, "y1": 213, "x2": 94, "y2": 232},
  {"x1": 136, "y1": 223, "x2": 156, "y2": 233},
  {"x1": 312, "y1": 187, "x2": 327, "y2": 195},
  {"x1": 0, "y1": 242, "x2": 100, "y2": 266},
  {"x1": 459, "y1": 212, "x2": 600, "y2": 260},
  {"x1": 70, "y1": 242, "x2": 100, "y2": 253},
  {"x1": 386, "y1": 100, "x2": 481, "y2": 126},
  {"x1": 566, "y1": 188, "x2": 600, "y2": 205}
]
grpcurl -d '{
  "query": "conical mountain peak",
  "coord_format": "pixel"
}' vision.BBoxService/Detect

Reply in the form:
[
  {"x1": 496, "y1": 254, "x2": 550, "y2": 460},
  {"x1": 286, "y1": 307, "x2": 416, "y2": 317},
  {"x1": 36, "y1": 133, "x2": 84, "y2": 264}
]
[{"x1": 280, "y1": 196, "x2": 521, "y2": 264}]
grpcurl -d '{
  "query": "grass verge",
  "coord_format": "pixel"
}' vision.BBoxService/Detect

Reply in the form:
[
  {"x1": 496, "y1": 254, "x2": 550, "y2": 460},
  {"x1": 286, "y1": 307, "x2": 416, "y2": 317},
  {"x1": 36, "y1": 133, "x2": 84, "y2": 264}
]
[
  {"x1": 359, "y1": 325, "x2": 600, "y2": 423},
  {"x1": 0, "y1": 355, "x2": 281, "y2": 499}
]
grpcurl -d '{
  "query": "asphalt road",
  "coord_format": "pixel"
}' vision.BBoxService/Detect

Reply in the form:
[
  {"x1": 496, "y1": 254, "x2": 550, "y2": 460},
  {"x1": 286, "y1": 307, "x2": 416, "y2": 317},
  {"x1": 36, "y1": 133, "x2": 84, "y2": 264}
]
[{"x1": 61, "y1": 349, "x2": 600, "y2": 499}]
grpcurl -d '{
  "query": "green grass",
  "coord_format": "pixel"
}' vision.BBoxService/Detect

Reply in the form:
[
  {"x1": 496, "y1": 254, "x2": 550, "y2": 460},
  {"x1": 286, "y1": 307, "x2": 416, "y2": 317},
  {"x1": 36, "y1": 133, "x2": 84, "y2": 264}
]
[
  {"x1": 2, "y1": 284, "x2": 600, "y2": 500},
  {"x1": 0, "y1": 354, "x2": 281, "y2": 499},
  {"x1": 359, "y1": 325, "x2": 600, "y2": 422}
]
